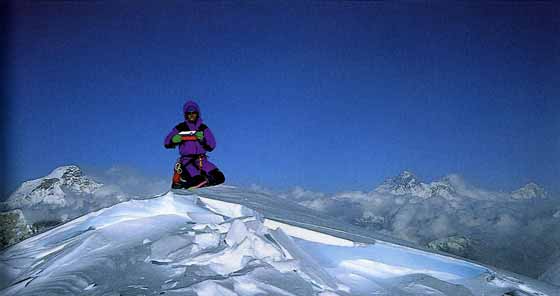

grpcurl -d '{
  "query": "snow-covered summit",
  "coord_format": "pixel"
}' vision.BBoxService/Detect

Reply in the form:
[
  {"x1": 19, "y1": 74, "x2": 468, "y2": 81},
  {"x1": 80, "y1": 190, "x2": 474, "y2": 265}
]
[
  {"x1": 374, "y1": 171, "x2": 461, "y2": 200},
  {"x1": 6, "y1": 165, "x2": 102, "y2": 210},
  {"x1": 45, "y1": 165, "x2": 80, "y2": 179},
  {"x1": 511, "y1": 182, "x2": 547, "y2": 200},
  {"x1": 1, "y1": 187, "x2": 557, "y2": 296},
  {"x1": 375, "y1": 171, "x2": 431, "y2": 197},
  {"x1": 372, "y1": 171, "x2": 539, "y2": 202}
]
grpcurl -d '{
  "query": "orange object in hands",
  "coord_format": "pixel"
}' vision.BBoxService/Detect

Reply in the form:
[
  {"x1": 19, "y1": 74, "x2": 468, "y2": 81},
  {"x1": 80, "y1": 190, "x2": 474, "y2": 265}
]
[
  {"x1": 181, "y1": 136, "x2": 198, "y2": 141},
  {"x1": 178, "y1": 131, "x2": 198, "y2": 141}
]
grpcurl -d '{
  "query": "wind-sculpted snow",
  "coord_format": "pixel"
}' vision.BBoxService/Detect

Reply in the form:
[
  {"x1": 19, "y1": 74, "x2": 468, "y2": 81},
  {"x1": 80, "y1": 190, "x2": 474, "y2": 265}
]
[{"x1": 2, "y1": 186, "x2": 558, "y2": 296}]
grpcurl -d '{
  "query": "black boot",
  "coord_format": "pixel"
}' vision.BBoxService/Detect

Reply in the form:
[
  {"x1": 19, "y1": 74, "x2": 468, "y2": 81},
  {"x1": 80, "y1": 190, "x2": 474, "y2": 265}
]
[
  {"x1": 171, "y1": 182, "x2": 183, "y2": 189},
  {"x1": 182, "y1": 175, "x2": 208, "y2": 189},
  {"x1": 206, "y1": 169, "x2": 225, "y2": 186}
]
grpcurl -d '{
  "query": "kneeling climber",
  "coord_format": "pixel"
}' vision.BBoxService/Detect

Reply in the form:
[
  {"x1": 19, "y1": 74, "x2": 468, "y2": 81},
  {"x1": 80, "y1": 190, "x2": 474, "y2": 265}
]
[{"x1": 164, "y1": 100, "x2": 225, "y2": 189}]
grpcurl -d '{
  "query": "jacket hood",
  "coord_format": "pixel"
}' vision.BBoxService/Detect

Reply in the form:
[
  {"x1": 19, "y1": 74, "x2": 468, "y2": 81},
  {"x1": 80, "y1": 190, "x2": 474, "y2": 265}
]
[
  {"x1": 183, "y1": 100, "x2": 201, "y2": 116},
  {"x1": 183, "y1": 100, "x2": 203, "y2": 127}
]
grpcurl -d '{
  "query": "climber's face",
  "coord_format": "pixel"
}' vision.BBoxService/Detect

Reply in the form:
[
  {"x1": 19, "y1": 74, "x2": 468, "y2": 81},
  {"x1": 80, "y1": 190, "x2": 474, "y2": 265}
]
[{"x1": 185, "y1": 111, "x2": 198, "y2": 122}]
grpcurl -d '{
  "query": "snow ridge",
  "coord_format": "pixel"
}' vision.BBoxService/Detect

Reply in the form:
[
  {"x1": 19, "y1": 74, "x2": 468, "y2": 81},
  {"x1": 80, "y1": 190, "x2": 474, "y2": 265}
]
[{"x1": 1, "y1": 187, "x2": 557, "y2": 296}]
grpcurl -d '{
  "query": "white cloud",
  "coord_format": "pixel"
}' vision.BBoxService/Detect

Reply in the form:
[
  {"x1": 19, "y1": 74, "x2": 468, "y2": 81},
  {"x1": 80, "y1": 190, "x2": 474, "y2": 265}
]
[{"x1": 87, "y1": 165, "x2": 169, "y2": 198}]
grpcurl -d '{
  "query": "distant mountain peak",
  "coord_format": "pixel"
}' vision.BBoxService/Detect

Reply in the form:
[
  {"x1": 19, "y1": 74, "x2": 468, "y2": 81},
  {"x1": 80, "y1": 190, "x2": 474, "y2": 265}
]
[
  {"x1": 511, "y1": 182, "x2": 547, "y2": 200},
  {"x1": 374, "y1": 172, "x2": 466, "y2": 200},
  {"x1": 428, "y1": 182, "x2": 457, "y2": 199},
  {"x1": 399, "y1": 170, "x2": 416, "y2": 179},
  {"x1": 390, "y1": 170, "x2": 420, "y2": 185},
  {"x1": 46, "y1": 165, "x2": 82, "y2": 179},
  {"x1": 375, "y1": 170, "x2": 429, "y2": 197},
  {"x1": 7, "y1": 165, "x2": 102, "y2": 210}
]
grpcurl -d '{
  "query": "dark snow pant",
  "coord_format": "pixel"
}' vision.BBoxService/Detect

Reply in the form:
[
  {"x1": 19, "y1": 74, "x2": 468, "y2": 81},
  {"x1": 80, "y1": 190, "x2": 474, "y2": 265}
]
[
  {"x1": 173, "y1": 160, "x2": 225, "y2": 188},
  {"x1": 182, "y1": 168, "x2": 225, "y2": 188}
]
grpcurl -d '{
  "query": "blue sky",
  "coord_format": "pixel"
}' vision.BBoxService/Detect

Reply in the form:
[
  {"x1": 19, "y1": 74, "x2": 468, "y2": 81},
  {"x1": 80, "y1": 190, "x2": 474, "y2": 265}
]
[{"x1": 4, "y1": 2, "x2": 559, "y2": 197}]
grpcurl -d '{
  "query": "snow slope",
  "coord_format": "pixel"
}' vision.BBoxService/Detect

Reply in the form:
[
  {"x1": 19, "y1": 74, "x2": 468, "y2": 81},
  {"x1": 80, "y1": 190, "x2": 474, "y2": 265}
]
[{"x1": 0, "y1": 186, "x2": 557, "y2": 296}]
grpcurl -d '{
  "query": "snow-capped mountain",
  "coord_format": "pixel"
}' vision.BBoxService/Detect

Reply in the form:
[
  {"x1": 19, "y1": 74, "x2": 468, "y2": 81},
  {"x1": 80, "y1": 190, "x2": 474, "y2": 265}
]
[
  {"x1": 373, "y1": 171, "x2": 474, "y2": 201},
  {"x1": 6, "y1": 165, "x2": 102, "y2": 210},
  {"x1": 373, "y1": 171, "x2": 548, "y2": 202},
  {"x1": 1, "y1": 186, "x2": 557, "y2": 296},
  {"x1": 1, "y1": 166, "x2": 134, "y2": 249},
  {"x1": 375, "y1": 171, "x2": 432, "y2": 197},
  {"x1": 511, "y1": 182, "x2": 547, "y2": 200}
]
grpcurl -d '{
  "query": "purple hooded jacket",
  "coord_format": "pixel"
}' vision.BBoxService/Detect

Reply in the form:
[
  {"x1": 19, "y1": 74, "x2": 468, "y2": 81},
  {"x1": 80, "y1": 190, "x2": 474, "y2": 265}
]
[{"x1": 164, "y1": 101, "x2": 218, "y2": 174}]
